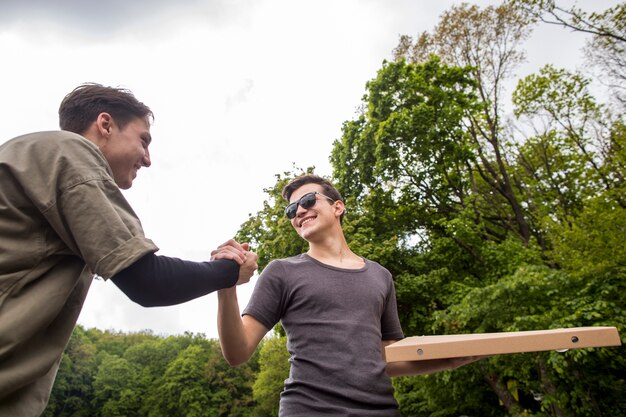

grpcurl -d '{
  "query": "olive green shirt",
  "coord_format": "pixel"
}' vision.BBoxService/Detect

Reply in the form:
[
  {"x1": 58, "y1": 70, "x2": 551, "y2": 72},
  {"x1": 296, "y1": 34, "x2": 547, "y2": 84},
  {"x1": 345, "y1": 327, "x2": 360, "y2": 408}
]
[{"x1": 0, "y1": 131, "x2": 158, "y2": 416}]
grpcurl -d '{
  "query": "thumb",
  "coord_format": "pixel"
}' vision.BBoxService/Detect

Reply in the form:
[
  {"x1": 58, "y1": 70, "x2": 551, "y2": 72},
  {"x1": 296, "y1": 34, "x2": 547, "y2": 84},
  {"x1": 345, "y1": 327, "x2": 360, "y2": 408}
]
[{"x1": 242, "y1": 242, "x2": 250, "y2": 251}]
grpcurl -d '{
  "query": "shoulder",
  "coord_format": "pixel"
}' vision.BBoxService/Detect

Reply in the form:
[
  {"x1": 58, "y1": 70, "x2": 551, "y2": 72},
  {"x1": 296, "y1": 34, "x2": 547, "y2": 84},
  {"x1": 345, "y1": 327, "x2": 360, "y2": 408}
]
[
  {"x1": 258, "y1": 254, "x2": 315, "y2": 284},
  {"x1": 1, "y1": 131, "x2": 103, "y2": 165},
  {"x1": 363, "y1": 258, "x2": 393, "y2": 281},
  {"x1": 2, "y1": 130, "x2": 94, "y2": 150},
  {"x1": 1, "y1": 131, "x2": 115, "y2": 200},
  {"x1": 262, "y1": 254, "x2": 308, "y2": 275},
  {"x1": 363, "y1": 257, "x2": 391, "y2": 273}
]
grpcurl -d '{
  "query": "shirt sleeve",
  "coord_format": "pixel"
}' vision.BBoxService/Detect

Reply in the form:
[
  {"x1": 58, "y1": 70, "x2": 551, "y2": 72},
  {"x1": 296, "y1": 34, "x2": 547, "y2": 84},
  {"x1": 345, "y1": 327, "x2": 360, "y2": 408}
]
[
  {"x1": 242, "y1": 260, "x2": 286, "y2": 331},
  {"x1": 381, "y1": 278, "x2": 405, "y2": 341},
  {"x1": 111, "y1": 253, "x2": 239, "y2": 306},
  {"x1": 55, "y1": 179, "x2": 158, "y2": 277}
]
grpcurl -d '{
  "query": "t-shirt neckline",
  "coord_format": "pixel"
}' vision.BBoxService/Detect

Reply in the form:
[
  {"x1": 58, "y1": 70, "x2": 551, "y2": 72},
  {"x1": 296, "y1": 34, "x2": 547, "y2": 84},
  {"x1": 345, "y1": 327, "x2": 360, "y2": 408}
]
[{"x1": 302, "y1": 253, "x2": 368, "y2": 273}]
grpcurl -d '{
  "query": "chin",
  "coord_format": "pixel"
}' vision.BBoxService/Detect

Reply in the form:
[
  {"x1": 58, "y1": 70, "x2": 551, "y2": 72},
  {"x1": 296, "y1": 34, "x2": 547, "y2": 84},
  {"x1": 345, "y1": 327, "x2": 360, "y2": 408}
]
[
  {"x1": 117, "y1": 180, "x2": 133, "y2": 190},
  {"x1": 298, "y1": 227, "x2": 316, "y2": 241}
]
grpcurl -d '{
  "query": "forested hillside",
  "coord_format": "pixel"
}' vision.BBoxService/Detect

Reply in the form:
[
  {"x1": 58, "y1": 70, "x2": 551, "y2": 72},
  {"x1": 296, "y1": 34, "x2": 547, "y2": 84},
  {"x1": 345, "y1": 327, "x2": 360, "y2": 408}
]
[{"x1": 44, "y1": 326, "x2": 260, "y2": 417}]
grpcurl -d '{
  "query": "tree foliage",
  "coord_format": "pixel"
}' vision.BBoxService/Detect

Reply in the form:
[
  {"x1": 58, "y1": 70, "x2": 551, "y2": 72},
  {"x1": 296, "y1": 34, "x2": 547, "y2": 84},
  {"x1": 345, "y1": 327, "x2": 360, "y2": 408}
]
[
  {"x1": 45, "y1": 328, "x2": 260, "y2": 417},
  {"x1": 510, "y1": 0, "x2": 626, "y2": 107},
  {"x1": 252, "y1": 336, "x2": 290, "y2": 417}
]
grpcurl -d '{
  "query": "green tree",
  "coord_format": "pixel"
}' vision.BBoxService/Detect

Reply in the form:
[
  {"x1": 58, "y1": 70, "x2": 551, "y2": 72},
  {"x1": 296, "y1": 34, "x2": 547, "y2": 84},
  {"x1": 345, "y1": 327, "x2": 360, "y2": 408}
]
[
  {"x1": 394, "y1": 2, "x2": 540, "y2": 245},
  {"x1": 44, "y1": 326, "x2": 97, "y2": 417},
  {"x1": 513, "y1": 64, "x2": 625, "y2": 210},
  {"x1": 204, "y1": 339, "x2": 259, "y2": 417},
  {"x1": 47, "y1": 328, "x2": 264, "y2": 417},
  {"x1": 252, "y1": 335, "x2": 290, "y2": 417},
  {"x1": 545, "y1": 197, "x2": 626, "y2": 416},
  {"x1": 91, "y1": 352, "x2": 141, "y2": 417},
  {"x1": 123, "y1": 337, "x2": 180, "y2": 417},
  {"x1": 147, "y1": 343, "x2": 213, "y2": 417},
  {"x1": 509, "y1": 0, "x2": 626, "y2": 106}
]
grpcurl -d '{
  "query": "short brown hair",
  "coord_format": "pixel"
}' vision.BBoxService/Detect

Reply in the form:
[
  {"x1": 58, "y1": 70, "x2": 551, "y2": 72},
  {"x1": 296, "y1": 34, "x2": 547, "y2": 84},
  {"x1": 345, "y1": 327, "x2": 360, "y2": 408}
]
[
  {"x1": 282, "y1": 174, "x2": 345, "y2": 223},
  {"x1": 58, "y1": 83, "x2": 153, "y2": 134}
]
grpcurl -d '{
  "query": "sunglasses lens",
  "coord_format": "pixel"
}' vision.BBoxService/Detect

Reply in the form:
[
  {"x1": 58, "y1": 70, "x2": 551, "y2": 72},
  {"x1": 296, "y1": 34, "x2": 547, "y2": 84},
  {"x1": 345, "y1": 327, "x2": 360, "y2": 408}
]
[
  {"x1": 299, "y1": 193, "x2": 317, "y2": 209},
  {"x1": 285, "y1": 203, "x2": 297, "y2": 219}
]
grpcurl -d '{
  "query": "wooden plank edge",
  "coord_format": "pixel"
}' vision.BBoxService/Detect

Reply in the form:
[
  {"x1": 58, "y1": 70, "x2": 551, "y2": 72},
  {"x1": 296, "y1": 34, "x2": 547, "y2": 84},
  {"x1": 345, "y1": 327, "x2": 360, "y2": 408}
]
[{"x1": 385, "y1": 327, "x2": 622, "y2": 363}]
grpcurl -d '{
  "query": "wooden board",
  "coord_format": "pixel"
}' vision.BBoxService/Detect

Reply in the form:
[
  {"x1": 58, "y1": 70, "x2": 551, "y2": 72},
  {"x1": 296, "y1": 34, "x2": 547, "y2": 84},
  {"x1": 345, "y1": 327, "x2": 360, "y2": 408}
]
[{"x1": 385, "y1": 327, "x2": 622, "y2": 363}]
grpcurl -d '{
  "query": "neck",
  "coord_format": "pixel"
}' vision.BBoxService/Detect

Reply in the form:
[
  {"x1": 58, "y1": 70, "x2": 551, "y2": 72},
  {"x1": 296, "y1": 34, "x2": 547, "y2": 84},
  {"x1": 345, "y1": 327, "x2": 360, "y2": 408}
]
[{"x1": 307, "y1": 236, "x2": 363, "y2": 269}]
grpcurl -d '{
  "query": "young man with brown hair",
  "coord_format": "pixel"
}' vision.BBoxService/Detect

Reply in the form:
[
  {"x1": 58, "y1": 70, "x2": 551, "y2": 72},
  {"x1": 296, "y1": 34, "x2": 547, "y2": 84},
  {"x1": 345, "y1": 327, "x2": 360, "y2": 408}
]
[
  {"x1": 0, "y1": 83, "x2": 257, "y2": 416},
  {"x1": 215, "y1": 174, "x2": 477, "y2": 416}
]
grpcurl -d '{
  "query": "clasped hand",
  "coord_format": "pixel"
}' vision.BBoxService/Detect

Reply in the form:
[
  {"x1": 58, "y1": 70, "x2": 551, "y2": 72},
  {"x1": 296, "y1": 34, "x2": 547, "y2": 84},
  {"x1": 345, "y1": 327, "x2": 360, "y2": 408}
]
[{"x1": 211, "y1": 239, "x2": 258, "y2": 285}]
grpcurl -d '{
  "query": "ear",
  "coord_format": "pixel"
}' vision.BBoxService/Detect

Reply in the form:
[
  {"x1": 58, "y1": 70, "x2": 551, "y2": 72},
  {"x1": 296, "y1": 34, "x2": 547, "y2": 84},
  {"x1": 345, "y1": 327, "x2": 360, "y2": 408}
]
[
  {"x1": 95, "y1": 112, "x2": 114, "y2": 138},
  {"x1": 333, "y1": 200, "x2": 346, "y2": 219}
]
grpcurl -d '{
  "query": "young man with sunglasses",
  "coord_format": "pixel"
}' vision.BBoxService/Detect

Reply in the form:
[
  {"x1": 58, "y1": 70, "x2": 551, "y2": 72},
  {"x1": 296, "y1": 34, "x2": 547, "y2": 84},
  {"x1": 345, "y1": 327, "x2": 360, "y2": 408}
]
[
  {"x1": 0, "y1": 83, "x2": 257, "y2": 416},
  {"x1": 215, "y1": 174, "x2": 479, "y2": 416}
]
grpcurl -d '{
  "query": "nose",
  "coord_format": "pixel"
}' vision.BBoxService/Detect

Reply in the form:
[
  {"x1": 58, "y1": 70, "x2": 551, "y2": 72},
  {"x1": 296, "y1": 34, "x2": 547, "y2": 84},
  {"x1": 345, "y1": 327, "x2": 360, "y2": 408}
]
[
  {"x1": 142, "y1": 148, "x2": 151, "y2": 167},
  {"x1": 296, "y1": 203, "x2": 308, "y2": 217}
]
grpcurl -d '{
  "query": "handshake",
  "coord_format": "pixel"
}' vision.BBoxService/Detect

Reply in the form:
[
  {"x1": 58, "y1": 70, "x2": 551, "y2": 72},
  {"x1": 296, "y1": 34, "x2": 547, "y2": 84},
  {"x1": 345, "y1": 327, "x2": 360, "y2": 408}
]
[{"x1": 211, "y1": 239, "x2": 259, "y2": 286}]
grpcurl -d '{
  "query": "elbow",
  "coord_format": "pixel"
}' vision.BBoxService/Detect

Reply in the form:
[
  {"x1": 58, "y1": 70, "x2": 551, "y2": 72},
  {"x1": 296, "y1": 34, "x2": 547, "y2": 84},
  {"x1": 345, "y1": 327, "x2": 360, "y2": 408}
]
[
  {"x1": 221, "y1": 347, "x2": 252, "y2": 367},
  {"x1": 125, "y1": 289, "x2": 181, "y2": 307},
  {"x1": 127, "y1": 294, "x2": 161, "y2": 308},
  {"x1": 225, "y1": 358, "x2": 246, "y2": 367},
  {"x1": 115, "y1": 279, "x2": 168, "y2": 307},
  {"x1": 223, "y1": 352, "x2": 250, "y2": 367},
  {"x1": 137, "y1": 300, "x2": 159, "y2": 308}
]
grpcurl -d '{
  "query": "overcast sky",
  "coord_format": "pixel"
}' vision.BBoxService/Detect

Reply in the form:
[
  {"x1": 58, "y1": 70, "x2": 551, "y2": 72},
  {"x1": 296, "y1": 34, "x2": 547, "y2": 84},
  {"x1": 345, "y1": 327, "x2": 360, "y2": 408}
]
[{"x1": 0, "y1": 0, "x2": 619, "y2": 339}]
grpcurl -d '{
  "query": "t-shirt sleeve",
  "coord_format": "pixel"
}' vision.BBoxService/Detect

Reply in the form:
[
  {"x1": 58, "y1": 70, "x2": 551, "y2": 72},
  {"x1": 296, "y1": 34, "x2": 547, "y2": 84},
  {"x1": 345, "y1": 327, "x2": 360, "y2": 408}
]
[
  {"x1": 242, "y1": 260, "x2": 286, "y2": 331},
  {"x1": 381, "y1": 277, "x2": 405, "y2": 341}
]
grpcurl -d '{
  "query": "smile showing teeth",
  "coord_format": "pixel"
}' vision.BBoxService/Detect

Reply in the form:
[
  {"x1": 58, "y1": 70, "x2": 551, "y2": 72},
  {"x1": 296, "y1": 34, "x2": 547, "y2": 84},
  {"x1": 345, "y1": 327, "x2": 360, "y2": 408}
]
[{"x1": 301, "y1": 218, "x2": 314, "y2": 226}]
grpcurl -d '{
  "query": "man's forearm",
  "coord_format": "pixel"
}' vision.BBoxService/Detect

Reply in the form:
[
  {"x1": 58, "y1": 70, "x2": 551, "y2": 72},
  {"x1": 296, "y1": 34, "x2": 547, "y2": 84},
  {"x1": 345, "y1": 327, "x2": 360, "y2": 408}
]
[{"x1": 217, "y1": 287, "x2": 251, "y2": 366}]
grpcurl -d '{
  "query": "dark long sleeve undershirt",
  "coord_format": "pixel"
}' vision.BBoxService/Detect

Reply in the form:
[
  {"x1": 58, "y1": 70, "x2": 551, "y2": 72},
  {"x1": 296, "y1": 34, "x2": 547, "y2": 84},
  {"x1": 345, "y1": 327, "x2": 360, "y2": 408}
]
[{"x1": 111, "y1": 253, "x2": 240, "y2": 307}]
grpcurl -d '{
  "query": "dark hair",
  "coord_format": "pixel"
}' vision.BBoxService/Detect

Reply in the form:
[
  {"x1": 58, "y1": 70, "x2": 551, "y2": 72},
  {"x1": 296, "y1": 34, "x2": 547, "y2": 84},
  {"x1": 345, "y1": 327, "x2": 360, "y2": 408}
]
[
  {"x1": 282, "y1": 174, "x2": 345, "y2": 223},
  {"x1": 58, "y1": 83, "x2": 153, "y2": 134}
]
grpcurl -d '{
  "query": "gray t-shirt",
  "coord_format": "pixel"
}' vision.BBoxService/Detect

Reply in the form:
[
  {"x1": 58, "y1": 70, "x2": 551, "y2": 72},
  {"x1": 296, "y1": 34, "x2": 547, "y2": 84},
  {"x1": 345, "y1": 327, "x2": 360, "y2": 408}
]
[{"x1": 243, "y1": 253, "x2": 404, "y2": 416}]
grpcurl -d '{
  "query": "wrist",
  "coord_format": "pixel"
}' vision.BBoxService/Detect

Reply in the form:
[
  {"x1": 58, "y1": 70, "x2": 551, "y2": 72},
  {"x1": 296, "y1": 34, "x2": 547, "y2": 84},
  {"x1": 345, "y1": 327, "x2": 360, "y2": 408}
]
[{"x1": 218, "y1": 286, "x2": 237, "y2": 299}]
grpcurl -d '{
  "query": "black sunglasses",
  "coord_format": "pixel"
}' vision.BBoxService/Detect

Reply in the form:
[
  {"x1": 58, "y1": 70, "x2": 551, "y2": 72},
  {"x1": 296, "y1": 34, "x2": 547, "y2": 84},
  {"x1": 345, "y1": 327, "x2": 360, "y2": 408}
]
[{"x1": 284, "y1": 191, "x2": 335, "y2": 219}]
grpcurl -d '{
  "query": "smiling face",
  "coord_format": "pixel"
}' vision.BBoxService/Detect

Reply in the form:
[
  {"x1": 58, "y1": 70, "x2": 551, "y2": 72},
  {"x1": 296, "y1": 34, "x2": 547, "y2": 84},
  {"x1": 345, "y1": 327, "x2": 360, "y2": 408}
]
[
  {"x1": 99, "y1": 116, "x2": 152, "y2": 189},
  {"x1": 288, "y1": 183, "x2": 344, "y2": 242}
]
